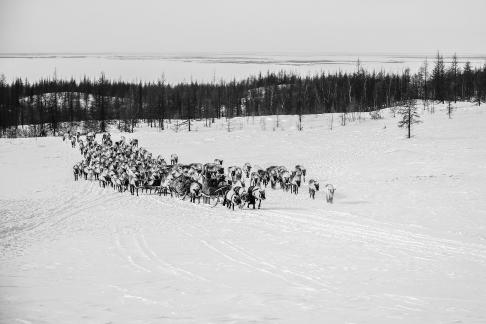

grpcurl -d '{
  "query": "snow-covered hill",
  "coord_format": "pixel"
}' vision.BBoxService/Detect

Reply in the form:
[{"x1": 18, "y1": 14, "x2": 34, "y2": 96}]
[{"x1": 1, "y1": 102, "x2": 485, "y2": 323}]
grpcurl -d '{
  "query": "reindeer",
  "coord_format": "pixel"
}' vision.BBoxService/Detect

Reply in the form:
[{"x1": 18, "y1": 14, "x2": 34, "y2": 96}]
[
  {"x1": 259, "y1": 170, "x2": 269, "y2": 187},
  {"x1": 71, "y1": 132, "x2": 287, "y2": 210},
  {"x1": 280, "y1": 171, "x2": 291, "y2": 191},
  {"x1": 228, "y1": 166, "x2": 243, "y2": 183},
  {"x1": 234, "y1": 167, "x2": 243, "y2": 183},
  {"x1": 232, "y1": 180, "x2": 246, "y2": 194},
  {"x1": 111, "y1": 175, "x2": 123, "y2": 192},
  {"x1": 130, "y1": 138, "x2": 139, "y2": 147},
  {"x1": 250, "y1": 171, "x2": 261, "y2": 186},
  {"x1": 290, "y1": 173, "x2": 299, "y2": 194},
  {"x1": 295, "y1": 165, "x2": 306, "y2": 182},
  {"x1": 292, "y1": 168, "x2": 303, "y2": 187},
  {"x1": 308, "y1": 179, "x2": 319, "y2": 199},
  {"x1": 83, "y1": 165, "x2": 94, "y2": 180},
  {"x1": 102, "y1": 132, "x2": 109, "y2": 144},
  {"x1": 98, "y1": 169, "x2": 110, "y2": 188},
  {"x1": 141, "y1": 171, "x2": 162, "y2": 194},
  {"x1": 189, "y1": 163, "x2": 203, "y2": 175},
  {"x1": 157, "y1": 176, "x2": 172, "y2": 196},
  {"x1": 224, "y1": 189, "x2": 243, "y2": 210},
  {"x1": 325, "y1": 184, "x2": 336, "y2": 203},
  {"x1": 156, "y1": 154, "x2": 166, "y2": 164},
  {"x1": 128, "y1": 169, "x2": 140, "y2": 196},
  {"x1": 243, "y1": 163, "x2": 252, "y2": 178},
  {"x1": 246, "y1": 185, "x2": 266, "y2": 209},
  {"x1": 189, "y1": 182, "x2": 202, "y2": 203},
  {"x1": 266, "y1": 166, "x2": 279, "y2": 189},
  {"x1": 78, "y1": 139, "x2": 84, "y2": 152},
  {"x1": 227, "y1": 166, "x2": 236, "y2": 178},
  {"x1": 73, "y1": 164, "x2": 80, "y2": 181},
  {"x1": 93, "y1": 163, "x2": 101, "y2": 180}
]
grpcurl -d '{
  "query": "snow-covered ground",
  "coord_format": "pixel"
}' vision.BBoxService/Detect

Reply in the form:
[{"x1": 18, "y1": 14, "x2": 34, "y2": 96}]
[{"x1": 1, "y1": 102, "x2": 485, "y2": 323}]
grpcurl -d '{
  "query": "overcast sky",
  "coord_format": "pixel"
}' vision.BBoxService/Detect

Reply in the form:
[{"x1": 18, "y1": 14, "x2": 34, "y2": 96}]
[{"x1": 1, "y1": 0, "x2": 485, "y2": 54}]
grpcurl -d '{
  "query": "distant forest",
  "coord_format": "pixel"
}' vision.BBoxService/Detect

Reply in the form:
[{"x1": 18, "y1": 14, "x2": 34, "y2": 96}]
[{"x1": 1, "y1": 53, "x2": 485, "y2": 137}]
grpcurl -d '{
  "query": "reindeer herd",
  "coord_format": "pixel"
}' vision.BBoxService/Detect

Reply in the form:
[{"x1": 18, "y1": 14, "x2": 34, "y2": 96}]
[{"x1": 64, "y1": 131, "x2": 336, "y2": 210}]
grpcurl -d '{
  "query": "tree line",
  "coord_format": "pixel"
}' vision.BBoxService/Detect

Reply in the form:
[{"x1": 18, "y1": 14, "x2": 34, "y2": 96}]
[{"x1": 1, "y1": 53, "x2": 485, "y2": 137}]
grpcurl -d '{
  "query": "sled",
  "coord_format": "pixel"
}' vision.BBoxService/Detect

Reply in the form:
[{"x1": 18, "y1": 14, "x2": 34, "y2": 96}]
[{"x1": 201, "y1": 185, "x2": 230, "y2": 207}]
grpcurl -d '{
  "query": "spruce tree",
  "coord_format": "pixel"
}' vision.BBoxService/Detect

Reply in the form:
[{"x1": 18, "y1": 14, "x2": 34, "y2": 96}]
[
  {"x1": 432, "y1": 52, "x2": 446, "y2": 103},
  {"x1": 398, "y1": 98, "x2": 421, "y2": 138},
  {"x1": 450, "y1": 54, "x2": 459, "y2": 103}
]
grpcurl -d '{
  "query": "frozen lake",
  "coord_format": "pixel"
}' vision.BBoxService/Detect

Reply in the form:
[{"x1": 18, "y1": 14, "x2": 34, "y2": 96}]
[{"x1": 1, "y1": 52, "x2": 485, "y2": 83}]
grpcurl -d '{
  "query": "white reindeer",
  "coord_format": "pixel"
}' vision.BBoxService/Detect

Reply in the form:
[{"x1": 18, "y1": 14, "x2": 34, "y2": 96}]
[{"x1": 325, "y1": 184, "x2": 336, "y2": 203}]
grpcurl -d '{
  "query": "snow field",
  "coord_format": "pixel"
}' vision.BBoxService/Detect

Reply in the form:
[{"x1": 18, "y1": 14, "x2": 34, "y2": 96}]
[{"x1": 0, "y1": 102, "x2": 485, "y2": 323}]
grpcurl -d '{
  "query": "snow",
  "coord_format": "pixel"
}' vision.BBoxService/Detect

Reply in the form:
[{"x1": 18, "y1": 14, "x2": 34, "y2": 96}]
[{"x1": 1, "y1": 102, "x2": 486, "y2": 323}]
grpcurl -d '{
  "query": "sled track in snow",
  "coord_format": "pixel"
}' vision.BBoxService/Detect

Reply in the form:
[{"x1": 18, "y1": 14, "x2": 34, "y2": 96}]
[
  {"x1": 0, "y1": 182, "x2": 125, "y2": 258},
  {"x1": 75, "y1": 187, "x2": 486, "y2": 295},
  {"x1": 244, "y1": 208, "x2": 486, "y2": 263},
  {"x1": 142, "y1": 190, "x2": 486, "y2": 264},
  {"x1": 148, "y1": 186, "x2": 486, "y2": 263},
  {"x1": 113, "y1": 230, "x2": 209, "y2": 282}
]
